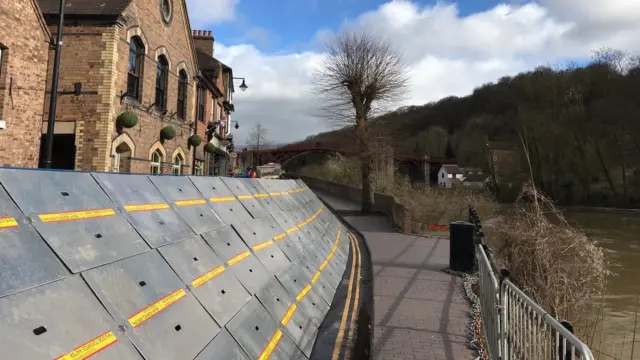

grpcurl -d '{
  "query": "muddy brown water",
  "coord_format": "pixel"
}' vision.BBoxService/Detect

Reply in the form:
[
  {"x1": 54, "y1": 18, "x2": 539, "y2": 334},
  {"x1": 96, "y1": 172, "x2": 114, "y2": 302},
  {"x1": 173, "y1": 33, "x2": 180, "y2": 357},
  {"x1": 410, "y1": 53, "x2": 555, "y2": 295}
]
[{"x1": 560, "y1": 208, "x2": 640, "y2": 359}]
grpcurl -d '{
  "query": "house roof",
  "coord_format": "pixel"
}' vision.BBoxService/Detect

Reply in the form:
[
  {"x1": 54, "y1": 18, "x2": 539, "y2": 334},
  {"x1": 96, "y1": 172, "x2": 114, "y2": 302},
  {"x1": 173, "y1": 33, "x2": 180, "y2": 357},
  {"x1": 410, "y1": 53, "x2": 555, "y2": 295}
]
[
  {"x1": 37, "y1": 0, "x2": 131, "y2": 15},
  {"x1": 464, "y1": 173, "x2": 490, "y2": 183},
  {"x1": 442, "y1": 164, "x2": 463, "y2": 175},
  {"x1": 196, "y1": 50, "x2": 220, "y2": 71}
]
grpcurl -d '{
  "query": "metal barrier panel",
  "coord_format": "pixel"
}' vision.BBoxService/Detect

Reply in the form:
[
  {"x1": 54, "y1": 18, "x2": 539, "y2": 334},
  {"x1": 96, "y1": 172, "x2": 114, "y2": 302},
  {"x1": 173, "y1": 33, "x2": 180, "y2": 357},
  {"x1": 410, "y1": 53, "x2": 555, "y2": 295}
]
[
  {"x1": 148, "y1": 175, "x2": 225, "y2": 235},
  {"x1": 243, "y1": 179, "x2": 280, "y2": 213},
  {"x1": 276, "y1": 263, "x2": 330, "y2": 326},
  {"x1": 158, "y1": 236, "x2": 252, "y2": 327},
  {"x1": 82, "y1": 251, "x2": 220, "y2": 360},
  {"x1": 0, "y1": 186, "x2": 68, "y2": 298},
  {"x1": 201, "y1": 226, "x2": 272, "y2": 294},
  {"x1": 257, "y1": 179, "x2": 295, "y2": 211},
  {"x1": 256, "y1": 278, "x2": 318, "y2": 357},
  {"x1": 188, "y1": 176, "x2": 253, "y2": 224},
  {"x1": 478, "y1": 245, "x2": 501, "y2": 360},
  {"x1": 221, "y1": 177, "x2": 269, "y2": 219},
  {"x1": 270, "y1": 211, "x2": 308, "y2": 262},
  {"x1": 226, "y1": 297, "x2": 307, "y2": 360},
  {"x1": 232, "y1": 218, "x2": 293, "y2": 275},
  {"x1": 297, "y1": 259, "x2": 337, "y2": 305},
  {"x1": 0, "y1": 169, "x2": 149, "y2": 273},
  {"x1": 0, "y1": 275, "x2": 142, "y2": 359},
  {"x1": 195, "y1": 329, "x2": 250, "y2": 360},
  {"x1": 93, "y1": 172, "x2": 195, "y2": 248},
  {"x1": 501, "y1": 280, "x2": 595, "y2": 360}
]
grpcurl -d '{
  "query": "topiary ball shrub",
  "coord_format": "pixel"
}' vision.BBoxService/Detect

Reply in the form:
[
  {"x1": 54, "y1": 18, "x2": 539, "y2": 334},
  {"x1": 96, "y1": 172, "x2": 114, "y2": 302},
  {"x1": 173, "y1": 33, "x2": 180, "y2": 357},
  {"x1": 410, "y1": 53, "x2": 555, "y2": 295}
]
[
  {"x1": 116, "y1": 111, "x2": 138, "y2": 128},
  {"x1": 204, "y1": 142, "x2": 216, "y2": 153},
  {"x1": 160, "y1": 126, "x2": 176, "y2": 140},
  {"x1": 188, "y1": 134, "x2": 202, "y2": 147}
]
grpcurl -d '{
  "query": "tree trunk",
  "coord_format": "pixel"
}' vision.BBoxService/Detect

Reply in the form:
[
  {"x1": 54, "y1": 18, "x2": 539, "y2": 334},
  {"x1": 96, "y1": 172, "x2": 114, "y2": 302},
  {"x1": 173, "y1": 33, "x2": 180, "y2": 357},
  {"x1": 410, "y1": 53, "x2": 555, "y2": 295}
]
[{"x1": 361, "y1": 153, "x2": 374, "y2": 213}]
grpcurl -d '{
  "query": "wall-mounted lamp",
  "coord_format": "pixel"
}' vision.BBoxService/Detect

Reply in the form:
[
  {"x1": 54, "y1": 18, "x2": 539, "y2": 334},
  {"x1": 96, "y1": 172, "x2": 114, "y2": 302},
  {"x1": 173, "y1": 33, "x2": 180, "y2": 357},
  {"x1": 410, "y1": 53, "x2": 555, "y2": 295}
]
[{"x1": 233, "y1": 77, "x2": 248, "y2": 91}]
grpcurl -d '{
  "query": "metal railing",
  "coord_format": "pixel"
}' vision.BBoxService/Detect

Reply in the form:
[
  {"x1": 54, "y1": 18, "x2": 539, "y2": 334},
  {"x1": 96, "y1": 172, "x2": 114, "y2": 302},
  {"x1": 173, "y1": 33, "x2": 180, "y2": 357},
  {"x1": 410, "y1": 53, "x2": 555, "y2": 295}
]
[{"x1": 469, "y1": 205, "x2": 595, "y2": 360}]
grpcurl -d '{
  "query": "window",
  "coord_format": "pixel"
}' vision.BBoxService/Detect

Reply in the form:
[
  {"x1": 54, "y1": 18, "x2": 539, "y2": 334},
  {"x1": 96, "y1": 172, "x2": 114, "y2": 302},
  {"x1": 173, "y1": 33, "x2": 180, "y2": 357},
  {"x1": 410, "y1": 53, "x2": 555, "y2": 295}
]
[
  {"x1": 113, "y1": 143, "x2": 132, "y2": 173},
  {"x1": 150, "y1": 149, "x2": 163, "y2": 174},
  {"x1": 177, "y1": 70, "x2": 187, "y2": 119},
  {"x1": 155, "y1": 55, "x2": 169, "y2": 111},
  {"x1": 197, "y1": 86, "x2": 205, "y2": 123},
  {"x1": 160, "y1": 0, "x2": 173, "y2": 24},
  {"x1": 210, "y1": 98, "x2": 215, "y2": 122},
  {"x1": 195, "y1": 160, "x2": 204, "y2": 176},
  {"x1": 172, "y1": 154, "x2": 183, "y2": 175},
  {"x1": 127, "y1": 37, "x2": 145, "y2": 100},
  {"x1": 441, "y1": 173, "x2": 444, "y2": 179}
]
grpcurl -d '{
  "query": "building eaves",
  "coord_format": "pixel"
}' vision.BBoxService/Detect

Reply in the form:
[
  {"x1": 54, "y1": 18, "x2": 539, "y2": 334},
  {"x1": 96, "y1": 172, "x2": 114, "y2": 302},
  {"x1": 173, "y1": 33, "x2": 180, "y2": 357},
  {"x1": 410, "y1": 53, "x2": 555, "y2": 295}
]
[{"x1": 37, "y1": 0, "x2": 131, "y2": 15}]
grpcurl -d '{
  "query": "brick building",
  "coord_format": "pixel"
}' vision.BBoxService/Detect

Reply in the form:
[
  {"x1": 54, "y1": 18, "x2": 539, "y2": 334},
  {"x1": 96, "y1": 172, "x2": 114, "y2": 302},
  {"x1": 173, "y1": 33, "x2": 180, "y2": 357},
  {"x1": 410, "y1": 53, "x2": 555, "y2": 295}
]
[
  {"x1": 36, "y1": 0, "x2": 202, "y2": 174},
  {"x1": 192, "y1": 30, "x2": 236, "y2": 176},
  {"x1": 0, "y1": 0, "x2": 51, "y2": 167}
]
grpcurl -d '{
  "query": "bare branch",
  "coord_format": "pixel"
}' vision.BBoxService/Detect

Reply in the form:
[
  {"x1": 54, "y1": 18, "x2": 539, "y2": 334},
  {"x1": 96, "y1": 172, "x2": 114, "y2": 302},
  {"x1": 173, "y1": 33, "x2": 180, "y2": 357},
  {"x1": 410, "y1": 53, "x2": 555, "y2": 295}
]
[{"x1": 246, "y1": 122, "x2": 272, "y2": 151}]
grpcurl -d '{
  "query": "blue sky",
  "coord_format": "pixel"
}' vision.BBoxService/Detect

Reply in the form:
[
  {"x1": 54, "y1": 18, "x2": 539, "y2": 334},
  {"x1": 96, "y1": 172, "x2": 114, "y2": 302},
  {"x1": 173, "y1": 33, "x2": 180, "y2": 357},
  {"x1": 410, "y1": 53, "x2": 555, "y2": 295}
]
[{"x1": 185, "y1": 0, "x2": 640, "y2": 144}]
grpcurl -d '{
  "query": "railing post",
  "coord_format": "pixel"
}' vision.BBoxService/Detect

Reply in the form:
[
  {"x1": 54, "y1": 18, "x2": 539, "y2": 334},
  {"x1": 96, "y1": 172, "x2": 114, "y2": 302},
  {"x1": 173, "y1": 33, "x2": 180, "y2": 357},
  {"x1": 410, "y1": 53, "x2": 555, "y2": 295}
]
[{"x1": 499, "y1": 269, "x2": 510, "y2": 360}]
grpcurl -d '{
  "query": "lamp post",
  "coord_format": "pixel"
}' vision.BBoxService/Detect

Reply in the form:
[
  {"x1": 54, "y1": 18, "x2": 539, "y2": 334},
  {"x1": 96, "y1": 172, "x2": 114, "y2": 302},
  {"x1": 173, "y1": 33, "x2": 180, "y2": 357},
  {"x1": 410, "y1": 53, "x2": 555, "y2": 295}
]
[
  {"x1": 43, "y1": 0, "x2": 66, "y2": 169},
  {"x1": 233, "y1": 77, "x2": 248, "y2": 91}
]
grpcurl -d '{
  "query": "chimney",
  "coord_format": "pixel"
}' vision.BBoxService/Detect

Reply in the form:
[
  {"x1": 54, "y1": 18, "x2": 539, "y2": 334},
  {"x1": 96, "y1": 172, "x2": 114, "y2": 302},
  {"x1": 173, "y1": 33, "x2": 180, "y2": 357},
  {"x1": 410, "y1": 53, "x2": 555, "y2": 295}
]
[{"x1": 192, "y1": 29, "x2": 214, "y2": 57}]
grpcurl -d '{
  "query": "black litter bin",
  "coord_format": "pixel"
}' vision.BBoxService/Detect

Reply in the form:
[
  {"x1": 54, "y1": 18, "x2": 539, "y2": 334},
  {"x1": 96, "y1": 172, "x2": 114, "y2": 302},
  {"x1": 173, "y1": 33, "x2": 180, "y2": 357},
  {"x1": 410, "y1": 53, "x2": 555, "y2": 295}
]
[{"x1": 449, "y1": 221, "x2": 475, "y2": 272}]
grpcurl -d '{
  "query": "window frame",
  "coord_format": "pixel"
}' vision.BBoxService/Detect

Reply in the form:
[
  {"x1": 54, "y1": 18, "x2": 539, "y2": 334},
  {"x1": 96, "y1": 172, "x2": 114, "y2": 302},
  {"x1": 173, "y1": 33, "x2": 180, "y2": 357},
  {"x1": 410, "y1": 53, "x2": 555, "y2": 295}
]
[
  {"x1": 155, "y1": 55, "x2": 169, "y2": 112},
  {"x1": 197, "y1": 86, "x2": 206, "y2": 123},
  {"x1": 177, "y1": 70, "x2": 187, "y2": 120},
  {"x1": 150, "y1": 150, "x2": 163, "y2": 174},
  {"x1": 195, "y1": 160, "x2": 204, "y2": 176},
  {"x1": 127, "y1": 37, "x2": 145, "y2": 100},
  {"x1": 172, "y1": 154, "x2": 183, "y2": 175}
]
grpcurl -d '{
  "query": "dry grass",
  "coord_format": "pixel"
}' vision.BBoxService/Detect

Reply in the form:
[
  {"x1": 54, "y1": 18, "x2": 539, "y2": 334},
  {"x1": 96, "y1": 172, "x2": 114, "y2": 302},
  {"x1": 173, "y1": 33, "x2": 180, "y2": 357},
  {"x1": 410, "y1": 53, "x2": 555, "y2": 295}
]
[{"x1": 485, "y1": 183, "x2": 610, "y2": 340}]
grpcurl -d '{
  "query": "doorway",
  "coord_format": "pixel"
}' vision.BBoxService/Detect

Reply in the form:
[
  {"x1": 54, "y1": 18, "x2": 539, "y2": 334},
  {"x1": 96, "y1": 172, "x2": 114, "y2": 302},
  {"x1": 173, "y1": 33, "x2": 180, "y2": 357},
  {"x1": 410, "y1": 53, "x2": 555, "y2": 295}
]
[{"x1": 39, "y1": 134, "x2": 76, "y2": 170}]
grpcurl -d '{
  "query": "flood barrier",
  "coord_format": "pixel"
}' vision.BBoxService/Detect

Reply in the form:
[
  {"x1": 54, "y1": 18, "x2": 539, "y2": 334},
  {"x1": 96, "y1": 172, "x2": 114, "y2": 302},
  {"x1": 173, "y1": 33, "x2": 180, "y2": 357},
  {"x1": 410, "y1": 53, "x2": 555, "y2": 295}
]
[{"x1": 0, "y1": 169, "x2": 349, "y2": 360}]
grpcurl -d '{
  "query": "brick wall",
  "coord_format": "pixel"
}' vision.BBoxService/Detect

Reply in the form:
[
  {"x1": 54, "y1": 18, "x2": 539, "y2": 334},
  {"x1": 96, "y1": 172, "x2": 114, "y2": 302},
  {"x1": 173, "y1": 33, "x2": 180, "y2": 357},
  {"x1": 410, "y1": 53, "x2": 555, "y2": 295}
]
[{"x1": 0, "y1": 0, "x2": 50, "y2": 167}]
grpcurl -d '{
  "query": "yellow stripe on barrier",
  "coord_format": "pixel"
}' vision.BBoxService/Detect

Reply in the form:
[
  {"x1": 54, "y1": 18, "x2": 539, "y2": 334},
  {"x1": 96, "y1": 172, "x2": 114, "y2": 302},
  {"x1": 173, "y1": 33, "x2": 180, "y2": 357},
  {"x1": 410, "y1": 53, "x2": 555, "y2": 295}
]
[
  {"x1": 124, "y1": 203, "x2": 170, "y2": 212},
  {"x1": 253, "y1": 239, "x2": 274, "y2": 251},
  {"x1": 296, "y1": 284, "x2": 312, "y2": 302},
  {"x1": 209, "y1": 196, "x2": 237, "y2": 203},
  {"x1": 175, "y1": 199, "x2": 207, "y2": 207},
  {"x1": 55, "y1": 331, "x2": 118, "y2": 360},
  {"x1": 0, "y1": 216, "x2": 19, "y2": 229},
  {"x1": 191, "y1": 265, "x2": 226, "y2": 288},
  {"x1": 228, "y1": 250, "x2": 251, "y2": 265},
  {"x1": 273, "y1": 232, "x2": 287, "y2": 241},
  {"x1": 281, "y1": 303, "x2": 297, "y2": 326},
  {"x1": 237, "y1": 195, "x2": 253, "y2": 200},
  {"x1": 286, "y1": 226, "x2": 298, "y2": 234},
  {"x1": 319, "y1": 259, "x2": 329, "y2": 271},
  {"x1": 269, "y1": 192, "x2": 283, "y2": 196},
  {"x1": 128, "y1": 289, "x2": 187, "y2": 328},
  {"x1": 38, "y1": 208, "x2": 116, "y2": 223},
  {"x1": 311, "y1": 271, "x2": 321, "y2": 284},
  {"x1": 254, "y1": 193, "x2": 269, "y2": 198},
  {"x1": 258, "y1": 329, "x2": 283, "y2": 360}
]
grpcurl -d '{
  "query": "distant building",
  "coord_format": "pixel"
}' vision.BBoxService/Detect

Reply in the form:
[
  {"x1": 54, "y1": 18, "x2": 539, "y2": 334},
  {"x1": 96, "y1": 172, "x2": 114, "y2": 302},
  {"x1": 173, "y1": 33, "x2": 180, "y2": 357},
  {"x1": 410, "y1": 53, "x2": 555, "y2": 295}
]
[
  {"x1": 438, "y1": 164, "x2": 464, "y2": 188},
  {"x1": 463, "y1": 173, "x2": 491, "y2": 189}
]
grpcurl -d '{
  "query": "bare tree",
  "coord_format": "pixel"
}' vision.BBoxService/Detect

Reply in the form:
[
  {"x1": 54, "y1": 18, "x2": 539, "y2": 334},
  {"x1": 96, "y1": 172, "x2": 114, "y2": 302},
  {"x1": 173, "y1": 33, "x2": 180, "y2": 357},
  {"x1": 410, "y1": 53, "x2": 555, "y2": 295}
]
[
  {"x1": 247, "y1": 122, "x2": 272, "y2": 167},
  {"x1": 314, "y1": 30, "x2": 409, "y2": 212}
]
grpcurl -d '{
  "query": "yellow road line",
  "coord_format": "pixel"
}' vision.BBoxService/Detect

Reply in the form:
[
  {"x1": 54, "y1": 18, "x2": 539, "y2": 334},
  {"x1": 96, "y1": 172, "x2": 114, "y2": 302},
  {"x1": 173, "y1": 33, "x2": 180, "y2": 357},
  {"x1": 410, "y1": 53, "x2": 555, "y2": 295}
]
[
  {"x1": 344, "y1": 232, "x2": 362, "y2": 360},
  {"x1": 332, "y1": 226, "x2": 358, "y2": 360}
]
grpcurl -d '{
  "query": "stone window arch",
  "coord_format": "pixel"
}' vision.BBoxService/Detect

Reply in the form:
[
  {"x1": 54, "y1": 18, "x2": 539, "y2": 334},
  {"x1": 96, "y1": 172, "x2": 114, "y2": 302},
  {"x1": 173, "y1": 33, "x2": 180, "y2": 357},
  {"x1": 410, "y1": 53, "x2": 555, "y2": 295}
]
[
  {"x1": 149, "y1": 141, "x2": 166, "y2": 174},
  {"x1": 126, "y1": 27, "x2": 149, "y2": 54},
  {"x1": 171, "y1": 147, "x2": 186, "y2": 175},
  {"x1": 111, "y1": 133, "x2": 136, "y2": 173},
  {"x1": 155, "y1": 46, "x2": 172, "y2": 71}
]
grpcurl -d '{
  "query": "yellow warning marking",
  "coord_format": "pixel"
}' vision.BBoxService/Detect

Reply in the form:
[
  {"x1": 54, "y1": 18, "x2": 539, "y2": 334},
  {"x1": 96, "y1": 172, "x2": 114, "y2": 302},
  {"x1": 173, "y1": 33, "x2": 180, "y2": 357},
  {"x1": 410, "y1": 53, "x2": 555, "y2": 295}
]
[
  {"x1": 258, "y1": 329, "x2": 283, "y2": 360},
  {"x1": 237, "y1": 195, "x2": 254, "y2": 200},
  {"x1": 0, "y1": 216, "x2": 19, "y2": 229},
  {"x1": 311, "y1": 271, "x2": 321, "y2": 284},
  {"x1": 273, "y1": 232, "x2": 287, "y2": 241},
  {"x1": 55, "y1": 331, "x2": 118, "y2": 360},
  {"x1": 269, "y1": 192, "x2": 283, "y2": 196},
  {"x1": 124, "y1": 203, "x2": 170, "y2": 212},
  {"x1": 345, "y1": 232, "x2": 363, "y2": 360},
  {"x1": 228, "y1": 250, "x2": 251, "y2": 265},
  {"x1": 209, "y1": 196, "x2": 237, "y2": 203},
  {"x1": 175, "y1": 199, "x2": 207, "y2": 207},
  {"x1": 296, "y1": 284, "x2": 312, "y2": 302},
  {"x1": 281, "y1": 303, "x2": 297, "y2": 326},
  {"x1": 319, "y1": 259, "x2": 329, "y2": 271},
  {"x1": 332, "y1": 230, "x2": 359, "y2": 360},
  {"x1": 38, "y1": 208, "x2": 116, "y2": 223},
  {"x1": 253, "y1": 239, "x2": 274, "y2": 251},
  {"x1": 254, "y1": 193, "x2": 269, "y2": 198},
  {"x1": 286, "y1": 226, "x2": 298, "y2": 234},
  {"x1": 191, "y1": 265, "x2": 226, "y2": 288},
  {"x1": 128, "y1": 289, "x2": 187, "y2": 328},
  {"x1": 327, "y1": 252, "x2": 334, "y2": 261}
]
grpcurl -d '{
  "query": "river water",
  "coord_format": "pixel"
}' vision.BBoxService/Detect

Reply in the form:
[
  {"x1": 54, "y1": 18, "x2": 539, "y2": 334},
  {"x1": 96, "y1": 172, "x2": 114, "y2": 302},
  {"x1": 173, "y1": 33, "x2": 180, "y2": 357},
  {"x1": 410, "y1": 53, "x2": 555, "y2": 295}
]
[{"x1": 561, "y1": 208, "x2": 640, "y2": 359}]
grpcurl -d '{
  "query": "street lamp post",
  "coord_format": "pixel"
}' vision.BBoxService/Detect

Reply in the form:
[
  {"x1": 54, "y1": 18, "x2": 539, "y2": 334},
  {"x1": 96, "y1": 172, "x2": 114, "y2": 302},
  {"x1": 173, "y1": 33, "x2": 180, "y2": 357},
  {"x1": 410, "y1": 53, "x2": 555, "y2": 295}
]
[{"x1": 43, "y1": 0, "x2": 66, "y2": 169}]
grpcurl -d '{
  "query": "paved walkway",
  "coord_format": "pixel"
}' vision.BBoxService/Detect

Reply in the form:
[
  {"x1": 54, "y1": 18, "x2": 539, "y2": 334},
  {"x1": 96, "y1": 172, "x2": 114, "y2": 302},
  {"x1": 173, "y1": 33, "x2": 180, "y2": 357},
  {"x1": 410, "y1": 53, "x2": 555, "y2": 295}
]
[{"x1": 316, "y1": 191, "x2": 474, "y2": 360}]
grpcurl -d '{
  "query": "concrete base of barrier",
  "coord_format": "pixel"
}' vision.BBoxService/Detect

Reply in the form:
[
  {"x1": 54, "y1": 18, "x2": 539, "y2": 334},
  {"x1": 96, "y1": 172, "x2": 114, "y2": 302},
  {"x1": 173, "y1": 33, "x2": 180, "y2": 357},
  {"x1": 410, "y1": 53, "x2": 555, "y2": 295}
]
[{"x1": 0, "y1": 169, "x2": 350, "y2": 359}]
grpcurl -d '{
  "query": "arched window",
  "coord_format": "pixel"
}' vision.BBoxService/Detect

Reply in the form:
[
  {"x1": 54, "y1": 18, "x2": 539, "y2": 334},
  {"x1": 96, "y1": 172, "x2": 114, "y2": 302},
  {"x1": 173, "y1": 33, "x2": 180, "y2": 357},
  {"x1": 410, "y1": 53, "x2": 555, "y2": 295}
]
[
  {"x1": 155, "y1": 55, "x2": 169, "y2": 111},
  {"x1": 172, "y1": 154, "x2": 183, "y2": 175},
  {"x1": 177, "y1": 70, "x2": 187, "y2": 120},
  {"x1": 127, "y1": 37, "x2": 145, "y2": 100},
  {"x1": 150, "y1": 149, "x2": 163, "y2": 174}
]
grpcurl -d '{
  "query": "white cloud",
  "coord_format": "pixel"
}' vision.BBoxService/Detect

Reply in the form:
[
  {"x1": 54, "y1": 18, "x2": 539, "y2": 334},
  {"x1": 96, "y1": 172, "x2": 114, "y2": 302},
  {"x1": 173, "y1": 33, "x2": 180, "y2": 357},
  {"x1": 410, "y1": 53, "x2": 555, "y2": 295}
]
[
  {"x1": 212, "y1": 0, "x2": 640, "y2": 145},
  {"x1": 186, "y1": 0, "x2": 239, "y2": 28}
]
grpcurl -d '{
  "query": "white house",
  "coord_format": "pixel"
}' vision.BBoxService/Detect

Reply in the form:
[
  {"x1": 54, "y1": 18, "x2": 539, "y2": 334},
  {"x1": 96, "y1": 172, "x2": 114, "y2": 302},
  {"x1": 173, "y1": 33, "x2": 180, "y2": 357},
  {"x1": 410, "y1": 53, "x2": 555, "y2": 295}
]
[
  {"x1": 462, "y1": 173, "x2": 491, "y2": 189},
  {"x1": 438, "y1": 164, "x2": 464, "y2": 188}
]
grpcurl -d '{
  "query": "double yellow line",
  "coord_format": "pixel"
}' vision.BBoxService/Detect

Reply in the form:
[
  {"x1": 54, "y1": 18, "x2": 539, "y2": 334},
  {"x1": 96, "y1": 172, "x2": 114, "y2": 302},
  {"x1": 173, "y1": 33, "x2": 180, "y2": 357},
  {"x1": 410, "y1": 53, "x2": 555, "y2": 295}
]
[{"x1": 332, "y1": 231, "x2": 362, "y2": 360}]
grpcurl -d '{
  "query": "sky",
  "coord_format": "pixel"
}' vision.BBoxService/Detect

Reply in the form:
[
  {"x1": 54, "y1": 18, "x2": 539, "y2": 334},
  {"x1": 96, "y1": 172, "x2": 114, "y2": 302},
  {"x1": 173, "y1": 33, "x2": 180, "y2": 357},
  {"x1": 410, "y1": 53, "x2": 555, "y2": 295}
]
[{"x1": 185, "y1": 0, "x2": 640, "y2": 146}]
